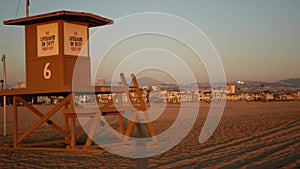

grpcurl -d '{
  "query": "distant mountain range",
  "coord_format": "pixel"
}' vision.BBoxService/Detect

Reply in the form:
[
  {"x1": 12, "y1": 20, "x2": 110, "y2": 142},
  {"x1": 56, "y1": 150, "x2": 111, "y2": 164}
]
[
  {"x1": 136, "y1": 77, "x2": 165, "y2": 86},
  {"x1": 135, "y1": 77, "x2": 300, "y2": 87},
  {"x1": 106, "y1": 77, "x2": 299, "y2": 93},
  {"x1": 277, "y1": 78, "x2": 300, "y2": 86}
]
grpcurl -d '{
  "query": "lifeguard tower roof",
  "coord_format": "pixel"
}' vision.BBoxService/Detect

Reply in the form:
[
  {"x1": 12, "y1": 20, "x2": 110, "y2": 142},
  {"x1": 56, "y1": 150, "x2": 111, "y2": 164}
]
[{"x1": 3, "y1": 10, "x2": 113, "y2": 27}]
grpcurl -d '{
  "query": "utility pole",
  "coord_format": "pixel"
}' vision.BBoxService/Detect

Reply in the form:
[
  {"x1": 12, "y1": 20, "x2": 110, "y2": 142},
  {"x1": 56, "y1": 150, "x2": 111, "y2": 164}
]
[
  {"x1": 2, "y1": 0, "x2": 30, "y2": 136},
  {"x1": 2, "y1": 55, "x2": 7, "y2": 136},
  {"x1": 26, "y1": 0, "x2": 30, "y2": 17}
]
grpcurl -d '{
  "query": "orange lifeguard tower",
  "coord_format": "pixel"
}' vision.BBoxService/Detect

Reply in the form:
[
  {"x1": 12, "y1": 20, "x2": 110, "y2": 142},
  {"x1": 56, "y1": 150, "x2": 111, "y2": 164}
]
[
  {"x1": 0, "y1": 11, "x2": 156, "y2": 149},
  {"x1": 4, "y1": 10, "x2": 112, "y2": 92}
]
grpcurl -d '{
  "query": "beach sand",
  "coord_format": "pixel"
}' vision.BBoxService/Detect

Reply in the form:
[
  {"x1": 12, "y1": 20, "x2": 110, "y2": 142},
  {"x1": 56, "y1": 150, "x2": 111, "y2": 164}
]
[{"x1": 0, "y1": 101, "x2": 299, "y2": 168}]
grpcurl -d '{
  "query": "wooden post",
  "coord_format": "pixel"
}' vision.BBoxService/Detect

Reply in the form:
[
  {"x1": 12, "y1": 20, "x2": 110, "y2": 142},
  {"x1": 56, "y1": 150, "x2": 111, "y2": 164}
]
[
  {"x1": 131, "y1": 74, "x2": 157, "y2": 142},
  {"x1": 84, "y1": 112, "x2": 101, "y2": 148},
  {"x1": 63, "y1": 96, "x2": 71, "y2": 146},
  {"x1": 124, "y1": 111, "x2": 137, "y2": 142},
  {"x1": 70, "y1": 115, "x2": 76, "y2": 148},
  {"x1": 2, "y1": 54, "x2": 7, "y2": 136},
  {"x1": 13, "y1": 96, "x2": 18, "y2": 148},
  {"x1": 117, "y1": 93, "x2": 124, "y2": 134},
  {"x1": 119, "y1": 114, "x2": 124, "y2": 134},
  {"x1": 64, "y1": 107, "x2": 70, "y2": 145},
  {"x1": 26, "y1": 0, "x2": 29, "y2": 17}
]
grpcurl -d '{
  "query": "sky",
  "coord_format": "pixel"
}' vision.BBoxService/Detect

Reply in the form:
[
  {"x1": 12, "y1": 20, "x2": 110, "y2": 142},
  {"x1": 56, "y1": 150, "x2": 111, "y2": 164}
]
[{"x1": 0, "y1": 0, "x2": 299, "y2": 85}]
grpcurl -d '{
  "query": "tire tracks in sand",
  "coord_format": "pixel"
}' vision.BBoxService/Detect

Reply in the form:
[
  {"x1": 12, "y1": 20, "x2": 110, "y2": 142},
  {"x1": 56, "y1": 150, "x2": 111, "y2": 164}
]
[{"x1": 151, "y1": 119, "x2": 299, "y2": 168}]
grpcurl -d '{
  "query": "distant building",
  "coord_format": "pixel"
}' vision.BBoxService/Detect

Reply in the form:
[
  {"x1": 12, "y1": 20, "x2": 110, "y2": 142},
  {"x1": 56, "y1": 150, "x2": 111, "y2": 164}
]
[
  {"x1": 13, "y1": 82, "x2": 26, "y2": 89},
  {"x1": 151, "y1": 85, "x2": 158, "y2": 91},
  {"x1": 226, "y1": 85, "x2": 235, "y2": 94},
  {"x1": 199, "y1": 90, "x2": 211, "y2": 102}
]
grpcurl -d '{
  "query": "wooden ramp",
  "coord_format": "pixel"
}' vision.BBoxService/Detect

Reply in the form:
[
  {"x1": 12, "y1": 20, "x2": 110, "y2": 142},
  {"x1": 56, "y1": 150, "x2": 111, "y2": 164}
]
[{"x1": 9, "y1": 73, "x2": 157, "y2": 150}]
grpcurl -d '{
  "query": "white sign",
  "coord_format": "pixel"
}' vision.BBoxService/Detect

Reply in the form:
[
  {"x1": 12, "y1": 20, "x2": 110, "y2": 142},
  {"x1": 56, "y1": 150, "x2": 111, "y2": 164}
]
[
  {"x1": 37, "y1": 23, "x2": 59, "y2": 57},
  {"x1": 64, "y1": 22, "x2": 88, "y2": 57}
]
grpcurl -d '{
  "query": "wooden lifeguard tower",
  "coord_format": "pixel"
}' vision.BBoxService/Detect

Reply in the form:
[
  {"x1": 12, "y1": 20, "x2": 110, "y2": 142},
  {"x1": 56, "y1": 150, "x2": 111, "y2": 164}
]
[
  {"x1": 0, "y1": 11, "x2": 156, "y2": 149},
  {"x1": 4, "y1": 10, "x2": 111, "y2": 92}
]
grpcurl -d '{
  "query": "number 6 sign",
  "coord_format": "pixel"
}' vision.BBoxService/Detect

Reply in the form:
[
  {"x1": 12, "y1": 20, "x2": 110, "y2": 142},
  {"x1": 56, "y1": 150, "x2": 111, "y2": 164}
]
[{"x1": 43, "y1": 62, "x2": 52, "y2": 80}]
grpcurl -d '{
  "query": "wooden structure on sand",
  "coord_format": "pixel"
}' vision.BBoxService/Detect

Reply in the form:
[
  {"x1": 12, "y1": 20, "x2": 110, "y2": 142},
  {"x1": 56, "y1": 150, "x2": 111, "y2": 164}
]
[{"x1": 0, "y1": 11, "x2": 156, "y2": 149}]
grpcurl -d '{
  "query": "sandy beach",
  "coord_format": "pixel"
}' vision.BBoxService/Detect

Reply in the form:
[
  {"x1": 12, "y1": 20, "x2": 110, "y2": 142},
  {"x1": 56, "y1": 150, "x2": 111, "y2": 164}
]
[{"x1": 0, "y1": 101, "x2": 299, "y2": 168}]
